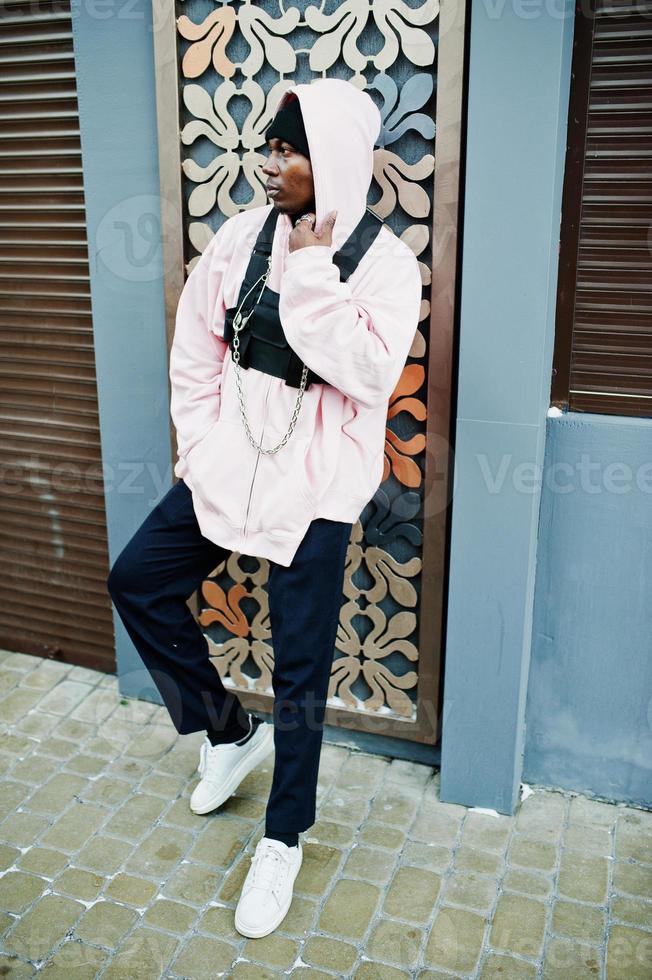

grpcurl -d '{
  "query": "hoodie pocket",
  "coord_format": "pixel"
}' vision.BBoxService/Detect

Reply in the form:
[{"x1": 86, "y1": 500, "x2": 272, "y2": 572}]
[
  {"x1": 244, "y1": 423, "x2": 317, "y2": 538},
  {"x1": 184, "y1": 418, "x2": 254, "y2": 530}
]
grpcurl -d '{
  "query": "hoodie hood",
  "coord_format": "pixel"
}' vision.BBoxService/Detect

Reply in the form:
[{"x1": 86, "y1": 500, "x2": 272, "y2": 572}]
[{"x1": 271, "y1": 79, "x2": 381, "y2": 250}]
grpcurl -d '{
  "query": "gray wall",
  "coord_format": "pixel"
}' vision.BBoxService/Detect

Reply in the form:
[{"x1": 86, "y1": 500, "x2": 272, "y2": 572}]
[
  {"x1": 524, "y1": 413, "x2": 652, "y2": 809},
  {"x1": 71, "y1": 1, "x2": 172, "y2": 695},
  {"x1": 73, "y1": 1, "x2": 649, "y2": 813},
  {"x1": 438, "y1": 3, "x2": 576, "y2": 813}
]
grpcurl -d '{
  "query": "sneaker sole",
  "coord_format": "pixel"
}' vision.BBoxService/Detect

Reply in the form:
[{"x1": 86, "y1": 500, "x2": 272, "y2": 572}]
[
  {"x1": 190, "y1": 724, "x2": 275, "y2": 815},
  {"x1": 234, "y1": 847, "x2": 303, "y2": 938}
]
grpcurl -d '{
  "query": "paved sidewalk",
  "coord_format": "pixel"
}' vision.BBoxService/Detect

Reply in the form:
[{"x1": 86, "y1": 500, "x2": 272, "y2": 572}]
[{"x1": 0, "y1": 650, "x2": 650, "y2": 979}]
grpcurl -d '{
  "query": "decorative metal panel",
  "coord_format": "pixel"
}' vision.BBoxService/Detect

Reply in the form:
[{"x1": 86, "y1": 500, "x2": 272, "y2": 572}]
[{"x1": 153, "y1": 0, "x2": 466, "y2": 744}]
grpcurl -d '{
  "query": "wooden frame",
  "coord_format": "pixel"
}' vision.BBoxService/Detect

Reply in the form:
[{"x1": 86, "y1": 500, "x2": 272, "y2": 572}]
[{"x1": 152, "y1": 0, "x2": 468, "y2": 745}]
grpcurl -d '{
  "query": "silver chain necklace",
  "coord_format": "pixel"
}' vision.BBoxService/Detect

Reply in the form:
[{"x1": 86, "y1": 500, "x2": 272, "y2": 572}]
[{"x1": 230, "y1": 253, "x2": 309, "y2": 455}]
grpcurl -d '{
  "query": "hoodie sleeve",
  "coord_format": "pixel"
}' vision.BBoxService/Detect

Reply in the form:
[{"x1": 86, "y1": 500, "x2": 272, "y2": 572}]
[
  {"x1": 278, "y1": 238, "x2": 422, "y2": 410},
  {"x1": 169, "y1": 216, "x2": 237, "y2": 460}
]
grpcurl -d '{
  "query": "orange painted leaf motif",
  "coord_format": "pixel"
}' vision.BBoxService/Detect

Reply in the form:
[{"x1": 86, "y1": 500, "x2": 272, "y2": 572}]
[
  {"x1": 384, "y1": 442, "x2": 422, "y2": 488},
  {"x1": 199, "y1": 581, "x2": 249, "y2": 636},
  {"x1": 387, "y1": 396, "x2": 426, "y2": 422},
  {"x1": 382, "y1": 363, "x2": 426, "y2": 488},
  {"x1": 389, "y1": 362, "x2": 425, "y2": 401},
  {"x1": 178, "y1": 8, "x2": 237, "y2": 79},
  {"x1": 385, "y1": 429, "x2": 427, "y2": 455}
]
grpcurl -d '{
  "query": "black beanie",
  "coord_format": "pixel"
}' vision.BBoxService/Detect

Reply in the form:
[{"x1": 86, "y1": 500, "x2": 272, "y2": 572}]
[{"x1": 265, "y1": 96, "x2": 311, "y2": 159}]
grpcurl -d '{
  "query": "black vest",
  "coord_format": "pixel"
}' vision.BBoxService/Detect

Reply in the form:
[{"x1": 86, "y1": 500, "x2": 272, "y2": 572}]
[{"x1": 223, "y1": 206, "x2": 384, "y2": 389}]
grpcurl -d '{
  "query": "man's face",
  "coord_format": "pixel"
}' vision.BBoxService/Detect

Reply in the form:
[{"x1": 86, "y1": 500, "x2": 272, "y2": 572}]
[{"x1": 262, "y1": 137, "x2": 315, "y2": 218}]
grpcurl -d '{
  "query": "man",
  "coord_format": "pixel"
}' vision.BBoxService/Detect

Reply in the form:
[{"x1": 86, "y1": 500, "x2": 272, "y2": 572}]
[{"x1": 107, "y1": 78, "x2": 422, "y2": 938}]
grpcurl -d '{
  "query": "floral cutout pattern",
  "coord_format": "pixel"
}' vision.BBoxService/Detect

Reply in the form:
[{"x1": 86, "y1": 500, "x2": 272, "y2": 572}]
[{"x1": 172, "y1": 0, "x2": 438, "y2": 727}]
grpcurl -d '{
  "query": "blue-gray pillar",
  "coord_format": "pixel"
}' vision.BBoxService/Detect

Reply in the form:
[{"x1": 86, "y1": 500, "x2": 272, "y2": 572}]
[
  {"x1": 439, "y1": 4, "x2": 576, "y2": 813},
  {"x1": 71, "y1": 3, "x2": 171, "y2": 697}
]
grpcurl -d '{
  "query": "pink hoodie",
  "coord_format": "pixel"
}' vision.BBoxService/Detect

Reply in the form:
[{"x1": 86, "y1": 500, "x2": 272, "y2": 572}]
[{"x1": 169, "y1": 78, "x2": 422, "y2": 566}]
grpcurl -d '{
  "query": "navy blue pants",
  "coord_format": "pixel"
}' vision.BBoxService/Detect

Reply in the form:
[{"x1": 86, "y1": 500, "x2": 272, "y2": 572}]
[{"x1": 106, "y1": 477, "x2": 352, "y2": 835}]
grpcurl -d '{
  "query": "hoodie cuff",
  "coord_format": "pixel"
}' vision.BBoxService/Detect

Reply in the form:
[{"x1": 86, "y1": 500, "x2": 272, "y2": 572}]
[{"x1": 283, "y1": 244, "x2": 334, "y2": 272}]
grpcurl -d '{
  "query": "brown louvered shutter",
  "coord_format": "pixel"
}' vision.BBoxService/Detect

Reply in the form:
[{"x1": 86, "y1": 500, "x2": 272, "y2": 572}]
[
  {"x1": 0, "y1": 0, "x2": 115, "y2": 668},
  {"x1": 552, "y1": 0, "x2": 652, "y2": 416}
]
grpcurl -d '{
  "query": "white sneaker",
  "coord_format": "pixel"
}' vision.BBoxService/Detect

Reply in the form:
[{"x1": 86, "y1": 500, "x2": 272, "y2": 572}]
[
  {"x1": 234, "y1": 836, "x2": 303, "y2": 938},
  {"x1": 190, "y1": 715, "x2": 275, "y2": 815}
]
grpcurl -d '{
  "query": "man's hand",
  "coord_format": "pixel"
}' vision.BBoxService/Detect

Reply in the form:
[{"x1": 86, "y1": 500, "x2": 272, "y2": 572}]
[{"x1": 288, "y1": 210, "x2": 337, "y2": 253}]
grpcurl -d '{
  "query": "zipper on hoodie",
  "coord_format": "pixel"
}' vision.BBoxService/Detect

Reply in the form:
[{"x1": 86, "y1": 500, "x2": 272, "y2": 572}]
[
  {"x1": 242, "y1": 213, "x2": 287, "y2": 542},
  {"x1": 242, "y1": 373, "x2": 273, "y2": 541}
]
